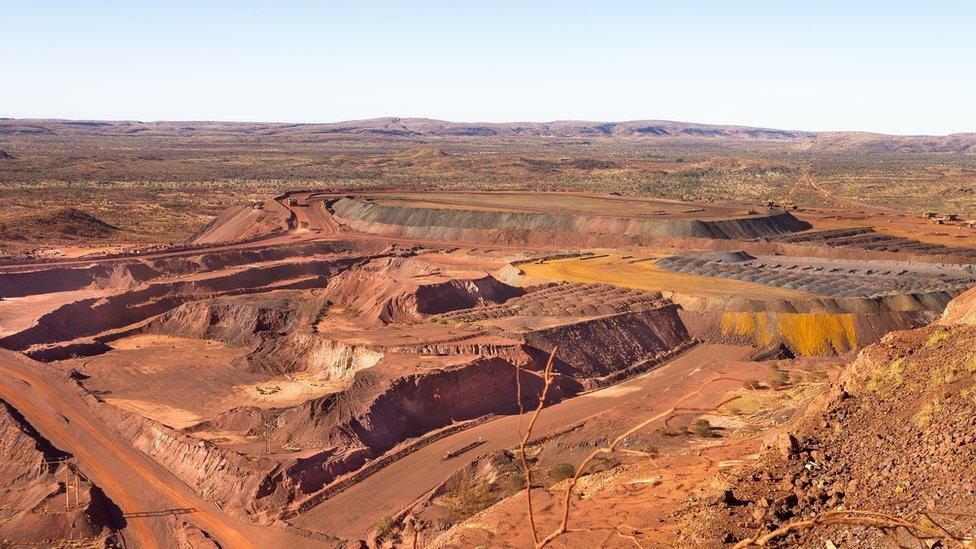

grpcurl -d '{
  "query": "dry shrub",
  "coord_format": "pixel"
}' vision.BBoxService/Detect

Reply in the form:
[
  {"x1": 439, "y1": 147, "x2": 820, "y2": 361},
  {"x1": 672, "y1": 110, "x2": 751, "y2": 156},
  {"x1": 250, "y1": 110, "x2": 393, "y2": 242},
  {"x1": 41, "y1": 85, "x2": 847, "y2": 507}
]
[
  {"x1": 548, "y1": 462, "x2": 576, "y2": 482},
  {"x1": 691, "y1": 418, "x2": 715, "y2": 438},
  {"x1": 765, "y1": 369, "x2": 789, "y2": 389}
]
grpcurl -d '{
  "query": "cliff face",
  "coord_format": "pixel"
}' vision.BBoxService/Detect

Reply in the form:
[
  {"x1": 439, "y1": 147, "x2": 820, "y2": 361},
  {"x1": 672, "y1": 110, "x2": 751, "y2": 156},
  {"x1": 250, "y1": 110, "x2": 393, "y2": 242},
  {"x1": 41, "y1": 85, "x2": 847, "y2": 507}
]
[
  {"x1": 519, "y1": 305, "x2": 690, "y2": 378},
  {"x1": 190, "y1": 353, "x2": 579, "y2": 512},
  {"x1": 105, "y1": 408, "x2": 271, "y2": 517},
  {"x1": 681, "y1": 309, "x2": 937, "y2": 356},
  {"x1": 144, "y1": 295, "x2": 308, "y2": 346}
]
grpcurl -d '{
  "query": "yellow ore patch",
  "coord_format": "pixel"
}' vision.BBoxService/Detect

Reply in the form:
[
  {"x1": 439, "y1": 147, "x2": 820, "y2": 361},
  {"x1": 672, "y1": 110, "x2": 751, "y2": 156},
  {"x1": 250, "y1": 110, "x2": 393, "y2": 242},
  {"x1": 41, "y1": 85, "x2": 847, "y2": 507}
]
[{"x1": 721, "y1": 312, "x2": 858, "y2": 356}]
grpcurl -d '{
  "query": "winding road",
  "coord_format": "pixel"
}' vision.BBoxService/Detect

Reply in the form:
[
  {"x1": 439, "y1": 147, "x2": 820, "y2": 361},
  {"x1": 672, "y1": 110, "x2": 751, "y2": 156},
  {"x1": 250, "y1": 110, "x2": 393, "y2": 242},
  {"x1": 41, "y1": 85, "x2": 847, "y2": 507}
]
[{"x1": 0, "y1": 349, "x2": 328, "y2": 548}]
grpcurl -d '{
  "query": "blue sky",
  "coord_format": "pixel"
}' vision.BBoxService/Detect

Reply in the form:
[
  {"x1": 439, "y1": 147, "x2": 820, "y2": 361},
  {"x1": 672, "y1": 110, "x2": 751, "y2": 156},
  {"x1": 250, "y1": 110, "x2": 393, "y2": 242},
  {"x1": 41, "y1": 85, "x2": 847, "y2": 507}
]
[{"x1": 3, "y1": 1, "x2": 975, "y2": 134}]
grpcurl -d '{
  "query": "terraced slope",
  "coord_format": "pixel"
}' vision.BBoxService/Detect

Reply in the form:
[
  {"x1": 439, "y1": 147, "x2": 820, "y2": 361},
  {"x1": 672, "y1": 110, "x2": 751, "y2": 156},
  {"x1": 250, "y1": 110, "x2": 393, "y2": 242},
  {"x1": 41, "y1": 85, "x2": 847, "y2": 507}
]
[
  {"x1": 439, "y1": 282, "x2": 692, "y2": 380},
  {"x1": 768, "y1": 227, "x2": 976, "y2": 261},
  {"x1": 657, "y1": 252, "x2": 976, "y2": 303},
  {"x1": 330, "y1": 197, "x2": 811, "y2": 245},
  {"x1": 651, "y1": 251, "x2": 976, "y2": 356}
]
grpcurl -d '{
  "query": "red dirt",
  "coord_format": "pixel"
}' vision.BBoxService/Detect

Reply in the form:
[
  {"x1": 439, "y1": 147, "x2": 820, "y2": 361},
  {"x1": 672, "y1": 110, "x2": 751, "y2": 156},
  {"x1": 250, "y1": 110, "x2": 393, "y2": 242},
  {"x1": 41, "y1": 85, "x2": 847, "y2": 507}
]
[{"x1": 2, "y1": 189, "x2": 975, "y2": 546}]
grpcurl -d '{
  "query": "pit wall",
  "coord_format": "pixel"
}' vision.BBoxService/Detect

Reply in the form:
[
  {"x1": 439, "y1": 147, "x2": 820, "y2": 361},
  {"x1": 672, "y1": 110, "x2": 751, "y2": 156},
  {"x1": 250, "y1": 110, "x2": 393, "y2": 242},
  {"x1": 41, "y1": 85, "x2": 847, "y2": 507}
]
[
  {"x1": 323, "y1": 268, "x2": 523, "y2": 324},
  {"x1": 0, "y1": 240, "x2": 370, "y2": 298},
  {"x1": 139, "y1": 296, "x2": 386, "y2": 379},
  {"x1": 238, "y1": 355, "x2": 582, "y2": 512},
  {"x1": 680, "y1": 309, "x2": 936, "y2": 356},
  {"x1": 244, "y1": 332, "x2": 385, "y2": 378},
  {"x1": 85, "y1": 393, "x2": 272, "y2": 519},
  {"x1": 330, "y1": 197, "x2": 810, "y2": 243},
  {"x1": 1, "y1": 258, "x2": 362, "y2": 353},
  {"x1": 513, "y1": 305, "x2": 691, "y2": 378}
]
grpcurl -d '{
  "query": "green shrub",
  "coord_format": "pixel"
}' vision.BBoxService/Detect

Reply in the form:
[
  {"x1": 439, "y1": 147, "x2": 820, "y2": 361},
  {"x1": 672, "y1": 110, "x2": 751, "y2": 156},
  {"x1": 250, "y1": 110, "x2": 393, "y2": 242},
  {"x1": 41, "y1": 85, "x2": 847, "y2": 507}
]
[{"x1": 440, "y1": 479, "x2": 499, "y2": 521}]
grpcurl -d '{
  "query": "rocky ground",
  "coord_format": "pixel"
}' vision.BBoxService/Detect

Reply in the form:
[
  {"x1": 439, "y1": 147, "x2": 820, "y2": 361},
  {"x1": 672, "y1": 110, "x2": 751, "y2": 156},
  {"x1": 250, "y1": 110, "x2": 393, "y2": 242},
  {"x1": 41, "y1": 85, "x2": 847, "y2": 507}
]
[{"x1": 671, "y1": 289, "x2": 976, "y2": 547}]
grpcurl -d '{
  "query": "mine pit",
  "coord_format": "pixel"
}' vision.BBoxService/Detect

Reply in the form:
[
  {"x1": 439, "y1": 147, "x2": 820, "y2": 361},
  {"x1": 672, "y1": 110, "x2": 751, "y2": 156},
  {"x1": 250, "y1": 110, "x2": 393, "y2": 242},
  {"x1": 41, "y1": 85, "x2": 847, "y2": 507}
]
[{"x1": 3, "y1": 189, "x2": 976, "y2": 546}]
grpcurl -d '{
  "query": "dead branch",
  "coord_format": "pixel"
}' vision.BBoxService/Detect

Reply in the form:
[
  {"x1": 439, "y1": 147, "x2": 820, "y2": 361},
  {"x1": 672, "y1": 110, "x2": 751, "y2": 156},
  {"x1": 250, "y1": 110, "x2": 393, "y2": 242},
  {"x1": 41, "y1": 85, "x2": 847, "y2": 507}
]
[
  {"x1": 731, "y1": 509, "x2": 972, "y2": 548},
  {"x1": 507, "y1": 354, "x2": 972, "y2": 549},
  {"x1": 533, "y1": 373, "x2": 746, "y2": 548},
  {"x1": 517, "y1": 347, "x2": 558, "y2": 546}
]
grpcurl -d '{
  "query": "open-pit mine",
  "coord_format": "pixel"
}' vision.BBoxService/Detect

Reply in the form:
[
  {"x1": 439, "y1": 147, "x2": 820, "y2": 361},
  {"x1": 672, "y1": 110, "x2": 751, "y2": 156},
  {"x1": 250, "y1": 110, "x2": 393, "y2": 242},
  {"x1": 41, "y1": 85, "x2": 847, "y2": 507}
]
[{"x1": 3, "y1": 188, "x2": 976, "y2": 548}]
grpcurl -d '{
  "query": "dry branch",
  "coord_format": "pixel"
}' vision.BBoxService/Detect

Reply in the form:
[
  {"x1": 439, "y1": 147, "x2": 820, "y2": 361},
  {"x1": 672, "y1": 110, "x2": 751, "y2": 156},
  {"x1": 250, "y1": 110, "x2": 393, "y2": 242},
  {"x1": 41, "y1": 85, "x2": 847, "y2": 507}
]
[
  {"x1": 732, "y1": 509, "x2": 973, "y2": 548},
  {"x1": 515, "y1": 369, "x2": 749, "y2": 548},
  {"x1": 517, "y1": 347, "x2": 558, "y2": 546}
]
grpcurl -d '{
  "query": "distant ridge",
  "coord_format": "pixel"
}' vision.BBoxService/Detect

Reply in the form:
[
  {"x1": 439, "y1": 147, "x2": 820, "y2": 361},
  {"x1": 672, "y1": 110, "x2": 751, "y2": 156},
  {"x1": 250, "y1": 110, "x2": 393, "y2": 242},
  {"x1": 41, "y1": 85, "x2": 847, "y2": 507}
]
[
  {"x1": 2, "y1": 117, "x2": 975, "y2": 153},
  {"x1": 0, "y1": 117, "x2": 813, "y2": 139}
]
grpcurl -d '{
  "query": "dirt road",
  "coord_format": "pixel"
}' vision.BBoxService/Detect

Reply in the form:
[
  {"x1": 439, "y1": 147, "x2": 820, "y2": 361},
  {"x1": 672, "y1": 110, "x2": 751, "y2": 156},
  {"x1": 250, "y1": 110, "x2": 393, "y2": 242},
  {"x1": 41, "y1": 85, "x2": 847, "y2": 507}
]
[
  {"x1": 292, "y1": 344, "x2": 755, "y2": 539},
  {"x1": 0, "y1": 349, "x2": 328, "y2": 548}
]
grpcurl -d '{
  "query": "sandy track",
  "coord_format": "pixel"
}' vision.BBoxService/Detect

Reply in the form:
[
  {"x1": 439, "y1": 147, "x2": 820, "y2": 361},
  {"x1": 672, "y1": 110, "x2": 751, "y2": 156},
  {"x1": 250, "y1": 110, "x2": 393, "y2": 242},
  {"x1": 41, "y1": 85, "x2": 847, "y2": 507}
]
[
  {"x1": 293, "y1": 344, "x2": 754, "y2": 539},
  {"x1": 0, "y1": 350, "x2": 324, "y2": 549}
]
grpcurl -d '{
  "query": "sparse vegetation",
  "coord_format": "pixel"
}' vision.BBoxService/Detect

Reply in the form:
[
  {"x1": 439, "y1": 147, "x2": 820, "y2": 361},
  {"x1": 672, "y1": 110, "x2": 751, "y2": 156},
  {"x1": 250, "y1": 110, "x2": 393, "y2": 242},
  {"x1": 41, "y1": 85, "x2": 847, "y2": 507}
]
[
  {"x1": 548, "y1": 462, "x2": 575, "y2": 482},
  {"x1": 439, "y1": 474, "x2": 508, "y2": 521},
  {"x1": 924, "y1": 328, "x2": 952, "y2": 348},
  {"x1": 658, "y1": 426, "x2": 680, "y2": 437},
  {"x1": 765, "y1": 369, "x2": 789, "y2": 390},
  {"x1": 691, "y1": 418, "x2": 716, "y2": 438},
  {"x1": 7, "y1": 120, "x2": 976, "y2": 252},
  {"x1": 373, "y1": 515, "x2": 394, "y2": 541}
]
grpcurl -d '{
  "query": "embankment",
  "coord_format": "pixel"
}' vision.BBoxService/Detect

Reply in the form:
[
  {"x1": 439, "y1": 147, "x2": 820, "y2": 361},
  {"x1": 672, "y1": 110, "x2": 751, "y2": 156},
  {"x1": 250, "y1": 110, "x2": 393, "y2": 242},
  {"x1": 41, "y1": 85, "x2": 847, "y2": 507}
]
[
  {"x1": 0, "y1": 399, "x2": 120, "y2": 544},
  {"x1": 187, "y1": 198, "x2": 293, "y2": 245}
]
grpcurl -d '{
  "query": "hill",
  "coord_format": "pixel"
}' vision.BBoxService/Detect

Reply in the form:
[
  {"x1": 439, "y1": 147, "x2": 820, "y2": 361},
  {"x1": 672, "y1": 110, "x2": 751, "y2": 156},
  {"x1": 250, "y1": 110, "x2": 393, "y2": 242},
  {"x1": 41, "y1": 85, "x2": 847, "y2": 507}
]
[{"x1": 0, "y1": 208, "x2": 120, "y2": 242}]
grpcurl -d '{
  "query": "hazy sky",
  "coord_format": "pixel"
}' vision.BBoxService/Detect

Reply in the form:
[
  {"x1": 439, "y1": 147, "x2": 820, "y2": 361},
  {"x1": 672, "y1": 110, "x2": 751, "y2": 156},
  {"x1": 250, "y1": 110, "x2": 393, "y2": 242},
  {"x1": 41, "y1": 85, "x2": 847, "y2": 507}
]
[{"x1": 4, "y1": 1, "x2": 975, "y2": 134}]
